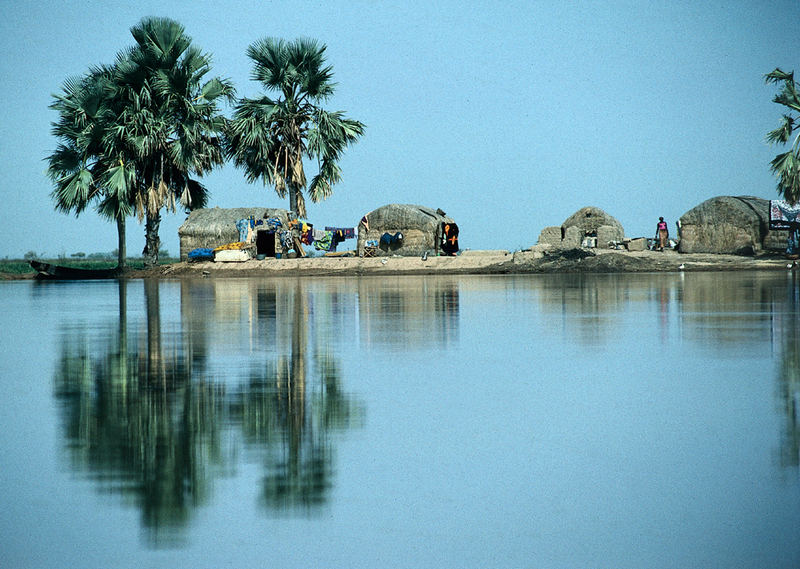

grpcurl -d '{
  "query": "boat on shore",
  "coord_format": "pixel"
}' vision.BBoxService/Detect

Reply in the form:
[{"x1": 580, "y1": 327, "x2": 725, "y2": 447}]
[{"x1": 29, "y1": 260, "x2": 120, "y2": 280}]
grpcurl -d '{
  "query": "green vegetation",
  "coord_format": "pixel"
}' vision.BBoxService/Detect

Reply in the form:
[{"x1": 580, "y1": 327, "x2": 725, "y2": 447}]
[
  {"x1": 46, "y1": 17, "x2": 233, "y2": 270},
  {"x1": 0, "y1": 253, "x2": 178, "y2": 275},
  {"x1": 225, "y1": 38, "x2": 365, "y2": 218},
  {"x1": 45, "y1": 21, "x2": 364, "y2": 259},
  {"x1": 765, "y1": 68, "x2": 800, "y2": 204}
]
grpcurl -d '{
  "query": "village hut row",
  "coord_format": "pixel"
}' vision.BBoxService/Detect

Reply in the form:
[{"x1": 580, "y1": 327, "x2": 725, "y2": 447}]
[
  {"x1": 536, "y1": 196, "x2": 795, "y2": 255},
  {"x1": 178, "y1": 203, "x2": 460, "y2": 261},
  {"x1": 176, "y1": 195, "x2": 794, "y2": 262}
]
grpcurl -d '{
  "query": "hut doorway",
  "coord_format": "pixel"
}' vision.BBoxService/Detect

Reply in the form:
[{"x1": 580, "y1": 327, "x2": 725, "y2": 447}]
[{"x1": 256, "y1": 230, "x2": 277, "y2": 257}]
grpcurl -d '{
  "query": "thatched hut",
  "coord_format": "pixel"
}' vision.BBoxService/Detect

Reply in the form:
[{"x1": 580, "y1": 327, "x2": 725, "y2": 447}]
[
  {"x1": 357, "y1": 204, "x2": 457, "y2": 257},
  {"x1": 538, "y1": 206, "x2": 624, "y2": 248},
  {"x1": 677, "y1": 196, "x2": 786, "y2": 254},
  {"x1": 178, "y1": 207, "x2": 290, "y2": 260}
]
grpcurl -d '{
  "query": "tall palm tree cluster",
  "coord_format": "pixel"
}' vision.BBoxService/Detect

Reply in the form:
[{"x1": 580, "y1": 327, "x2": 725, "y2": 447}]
[
  {"x1": 47, "y1": 18, "x2": 365, "y2": 269},
  {"x1": 766, "y1": 68, "x2": 800, "y2": 205}
]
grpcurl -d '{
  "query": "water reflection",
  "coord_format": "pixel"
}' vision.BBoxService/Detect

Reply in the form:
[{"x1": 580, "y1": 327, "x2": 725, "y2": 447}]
[
  {"x1": 529, "y1": 271, "x2": 800, "y2": 470},
  {"x1": 778, "y1": 272, "x2": 800, "y2": 468},
  {"x1": 358, "y1": 276, "x2": 460, "y2": 350},
  {"x1": 53, "y1": 279, "x2": 364, "y2": 546}
]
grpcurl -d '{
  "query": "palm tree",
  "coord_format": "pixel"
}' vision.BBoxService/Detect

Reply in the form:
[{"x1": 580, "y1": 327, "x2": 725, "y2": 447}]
[
  {"x1": 116, "y1": 17, "x2": 234, "y2": 267},
  {"x1": 766, "y1": 68, "x2": 800, "y2": 205},
  {"x1": 47, "y1": 18, "x2": 233, "y2": 269},
  {"x1": 46, "y1": 66, "x2": 135, "y2": 271},
  {"x1": 226, "y1": 38, "x2": 365, "y2": 218}
]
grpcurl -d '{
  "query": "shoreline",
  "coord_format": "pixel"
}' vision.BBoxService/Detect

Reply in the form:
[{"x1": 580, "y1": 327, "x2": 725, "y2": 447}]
[
  {"x1": 21, "y1": 247, "x2": 795, "y2": 280},
  {"x1": 5, "y1": 248, "x2": 797, "y2": 281}
]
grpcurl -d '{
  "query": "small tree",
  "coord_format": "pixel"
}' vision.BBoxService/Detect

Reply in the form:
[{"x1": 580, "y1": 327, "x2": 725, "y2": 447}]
[{"x1": 765, "y1": 68, "x2": 800, "y2": 205}]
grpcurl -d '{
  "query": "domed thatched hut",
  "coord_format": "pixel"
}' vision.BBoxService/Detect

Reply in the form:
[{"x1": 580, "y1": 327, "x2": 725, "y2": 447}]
[
  {"x1": 178, "y1": 207, "x2": 289, "y2": 260},
  {"x1": 538, "y1": 206, "x2": 624, "y2": 248},
  {"x1": 677, "y1": 196, "x2": 786, "y2": 254},
  {"x1": 357, "y1": 204, "x2": 457, "y2": 257}
]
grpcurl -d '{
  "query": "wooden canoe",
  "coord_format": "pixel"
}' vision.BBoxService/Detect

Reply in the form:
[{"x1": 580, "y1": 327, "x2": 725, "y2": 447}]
[{"x1": 29, "y1": 260, "x2": 120, "y2": 280}]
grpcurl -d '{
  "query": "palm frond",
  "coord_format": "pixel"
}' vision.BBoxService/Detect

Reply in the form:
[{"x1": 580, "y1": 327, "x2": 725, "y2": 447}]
[
  {"x1": 766, "y1": 115, "x2": 795, "y2": 145},
  {"x1": 765, "y1": 68, "x2": 794, "y2": 85}
]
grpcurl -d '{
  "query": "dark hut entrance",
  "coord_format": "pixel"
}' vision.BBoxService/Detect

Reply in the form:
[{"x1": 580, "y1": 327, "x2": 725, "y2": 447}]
[{"x1": 256, "y1": 230, "x2": 277, "y2": 257}]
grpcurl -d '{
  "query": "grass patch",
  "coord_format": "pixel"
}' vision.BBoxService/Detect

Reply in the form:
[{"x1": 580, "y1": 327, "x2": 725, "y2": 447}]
[{"x1": 0, "y1": 258, "x2": 180, "y2": 275}]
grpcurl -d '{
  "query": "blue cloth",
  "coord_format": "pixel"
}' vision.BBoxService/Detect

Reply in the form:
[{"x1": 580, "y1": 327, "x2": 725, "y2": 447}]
[
  {"x1": 188, "y1": 248, "x2": 214, "y2": 261},
  {"x1": 235, "y1": 219, "x2": 249, "y2": 241}
]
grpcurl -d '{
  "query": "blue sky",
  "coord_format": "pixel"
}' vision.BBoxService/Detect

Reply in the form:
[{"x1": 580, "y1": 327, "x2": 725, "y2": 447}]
[{"x1": 1, "y1": 0, "x2": 798, "y2": 258}]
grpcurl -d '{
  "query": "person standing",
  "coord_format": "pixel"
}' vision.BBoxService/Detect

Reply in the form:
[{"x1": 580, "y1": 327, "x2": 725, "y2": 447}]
[{"x1": 656, "y1": 217, "x2": 669, "y2": 251}]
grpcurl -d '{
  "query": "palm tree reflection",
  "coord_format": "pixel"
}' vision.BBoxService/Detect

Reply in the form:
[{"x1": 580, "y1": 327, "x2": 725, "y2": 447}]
[
  {"x1": 53, "y1": 279, "x2": 363, "y2": 545},
  {"x1": 778, "y1": 272, "x2": 800, "y2": 468}
]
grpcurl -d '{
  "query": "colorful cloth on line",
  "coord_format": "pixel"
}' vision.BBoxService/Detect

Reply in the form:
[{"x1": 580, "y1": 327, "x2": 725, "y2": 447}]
[
  {"x1": 280, "y1": 231, "x2": 294, "y2": 249},
  {"x1": 236, "y1": 219, "x2": 249, "y2": 241},
  {"x1": 236, "y1": 217, "x2": 265, "y2": 241},
  {"x1": 324, "y1": 227, "x2": 355, "y2": 239},
  {"x1": 770, "y1": 200, "x2": 800, "y2": 230},
  {"x1": 313, "y1": 231, "x2": 333, "y2": 251}
]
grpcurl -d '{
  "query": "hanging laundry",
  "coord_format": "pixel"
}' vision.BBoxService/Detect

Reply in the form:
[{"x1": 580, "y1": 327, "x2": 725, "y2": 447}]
[
  {"x1": 280, "y1": 231, "x2": 294, "y2": 250},
  {"x1": 324, "y1": 227, "x2": 356, "y2": 239},
  {"x1": 314, "y1": 231, "x2": 333, "y2": 251},
  {"x1": 379, "y1": 232, "x2": 404, "y2": 250},
  {"x1": 441, "y1": 222, "x2": 459, "y2": 255},
  {"x1": 235, "y1": 219, "x2": 249, "y2": 242},
  {"x1": 770, "y1": 200, "x2": 800, "y2": 230}
]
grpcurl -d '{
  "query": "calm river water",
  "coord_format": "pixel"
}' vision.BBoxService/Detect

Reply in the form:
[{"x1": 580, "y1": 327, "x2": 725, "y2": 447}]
[{"x1": 1, "y1": 272, "x2": 799, "y2": 568}]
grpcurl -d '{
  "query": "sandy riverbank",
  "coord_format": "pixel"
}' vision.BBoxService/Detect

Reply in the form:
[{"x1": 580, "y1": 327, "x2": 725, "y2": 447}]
[
  {"x1": 118, "y1": 247, "x2": 797, "y2": 279},
  {"x1": 6, "y1": 247, "x2": 796, "y2": 280}
]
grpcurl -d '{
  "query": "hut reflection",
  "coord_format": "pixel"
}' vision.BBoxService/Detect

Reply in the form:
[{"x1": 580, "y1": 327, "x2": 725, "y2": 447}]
[
  {"x1": 678, "y1": 272, "x2": 784, "y2": 349},
  {"x1": 53, "y1": 278, "x2": 363, "y2": 546},
  {"x1": 534, "y1": 273, "x2": 642, "y2": 346},
  {"x1": 358, "y1": 276, "x2": 460, "y2": 349}
]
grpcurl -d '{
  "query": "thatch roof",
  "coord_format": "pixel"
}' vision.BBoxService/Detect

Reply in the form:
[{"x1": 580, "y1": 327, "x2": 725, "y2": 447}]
[
  {"x1": 358, "y1": 204, "x2": 455, "y2": 256},
  {"x1": 178, "y1": 207, "x2": 289, "y2": 260},
  {"x1": 178, "y1": 207, "x2": 289, "y2": 238},
  {"x1": 361, "y1": 204, "x2": 453, "y2": 231},
  {"x1": 677, "y1": 196, "x2": 773, "y2": 254},
  {"x1": 561, "y1": 206, "x2": 624, "y2": 236}
]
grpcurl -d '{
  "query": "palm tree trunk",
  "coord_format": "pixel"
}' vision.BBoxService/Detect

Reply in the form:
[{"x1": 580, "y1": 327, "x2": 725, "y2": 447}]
[
  {"x1": 116, "y1": 216, "x2": 127, "y2": 272},
  {"x1": 288, "y1": 184, "x2": 306, "y2": 218},
  {"x1": 289, "y1": 186, "x2": 298, "y2": 217},
  {"x1": 143, "y1": 212, "x2": 161, "y2": 268}
]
